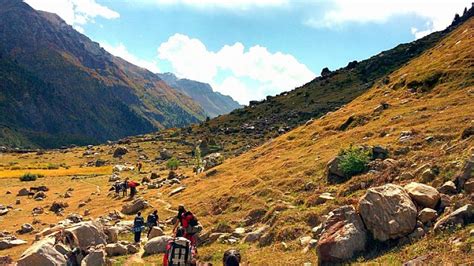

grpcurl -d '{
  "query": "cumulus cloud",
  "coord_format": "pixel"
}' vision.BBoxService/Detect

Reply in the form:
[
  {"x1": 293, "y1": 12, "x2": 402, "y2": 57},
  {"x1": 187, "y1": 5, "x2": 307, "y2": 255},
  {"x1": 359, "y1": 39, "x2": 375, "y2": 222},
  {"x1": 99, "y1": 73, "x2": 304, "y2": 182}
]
[
  {"x1": 158, "y1": 33, "x2": 315, "y2": 104},
  {"x1": 24, "y1": 0, "x2": 119, "y2": 32},
  {"x1": 100, "y1": 42, "x2": 160, "y2": 73},
  {"x1": 144, "y1": 0, "x2": 288, "y2": 10},
  {"x1": 306, "y1": 0, "x2": 471, "y2": 38}
]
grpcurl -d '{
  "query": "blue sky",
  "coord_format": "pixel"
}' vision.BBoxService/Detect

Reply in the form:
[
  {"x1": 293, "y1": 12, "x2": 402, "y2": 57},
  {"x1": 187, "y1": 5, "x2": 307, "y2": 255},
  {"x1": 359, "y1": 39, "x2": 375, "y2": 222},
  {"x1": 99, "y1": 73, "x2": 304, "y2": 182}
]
[{"x1": 24, "y1": 0, "x2": 471, "y2": 104}]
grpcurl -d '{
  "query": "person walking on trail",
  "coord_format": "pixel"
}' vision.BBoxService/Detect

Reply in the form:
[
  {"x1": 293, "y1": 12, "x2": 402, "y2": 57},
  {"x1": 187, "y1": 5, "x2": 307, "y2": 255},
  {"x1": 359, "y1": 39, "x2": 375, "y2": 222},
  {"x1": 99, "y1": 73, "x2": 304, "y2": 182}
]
[
  {"x1": 163, "y1": 227, "x2": 194, "y2": 266},
  {"x1": 173, "y1": 205, "x2": 202, "y2": 246},
  {"x1": 133, "y1": 212, "x2": 145, "y2": 243},
  {"x1": 122, "y1": 178, "x2": 129, "y2": 197},
  {"x1": 137, "y1": 161, "x2": 143, "y2": 173},
  {"x1": 146, "y1": 210, "x2": 159, "y2": 238},
  {"x1": 129, "y1": 180, "x2": 139, "y2": 198}
]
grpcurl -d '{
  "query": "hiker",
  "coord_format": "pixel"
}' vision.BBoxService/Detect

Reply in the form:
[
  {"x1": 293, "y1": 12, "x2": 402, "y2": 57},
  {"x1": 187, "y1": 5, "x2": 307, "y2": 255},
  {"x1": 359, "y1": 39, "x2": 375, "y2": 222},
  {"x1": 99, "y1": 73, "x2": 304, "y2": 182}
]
[
  {"x1": 113, "y1": 181, "x2": 121, "y2": 196},
  {"x1": 129, "y1": 180, "x2": 139, "y2": 198},
  {"x1": 163, "y1": 227, "x2": 193, "y2": 266},
  {"x1": 146, "y1": 210, "x2": 159, "y2": 237},
  {"x1": 122, "y1": 178, "x2": 129, "y2": 197},
  {"x1": 223, "y1": 249, "x2": 241, "y2": 266},
  {"x1": 133, "y1": 212, "x2": 145, "y2": 243},
  {"x1": 137, "y1": 161, "x2": 143, "y2": 173},
  {"x1": 173, "y1": 205, "x2": 202, "y2": 246}
]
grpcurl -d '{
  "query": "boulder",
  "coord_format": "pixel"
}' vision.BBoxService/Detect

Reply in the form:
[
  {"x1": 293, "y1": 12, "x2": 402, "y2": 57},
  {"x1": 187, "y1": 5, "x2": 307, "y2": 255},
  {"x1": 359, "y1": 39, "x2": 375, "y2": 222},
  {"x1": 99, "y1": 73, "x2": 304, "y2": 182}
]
[
  {"x1": 113, "y1": 146, "x2": 128, "y2": 158},
  {"x1": 203, "y1": 153, "x2": 224, "y2": 170},
  {"x1": 359, "y1": 184, "x2": 417, "y2": 241},
  {"x1": 315, "y1": 192, "x2": 335, "y2": 204},
  {"x1": 18, "y1": 223, "x2": 34, "y2": 234},
  {"x1": 160, "y1": 149, "x2": 172, "y2": 160},
  {"x1": 17, "y1": 238, "x2": 67, "y2": 266},
  {"x1": 242, "y1": 226, "x2": 268, "y2": 243},
  {"x1": 17, "y1": 188, "x2": 30, "y2": 196},
  {"x1": 169, "y1": 186, "x2": 186, "y2": 197},
  {"x1": 464, "y1": 179, "x2": 474, "y2": 193},
  {"x1": 404, "y1": 182, "x2": 440, "y2": 209},
  {"x1": 148, "y1": 226, "x2": 164, "y2": 239},
  {"x1": 434, "y1": 204, "x2": 474, "y2": 232},
  {"x1": 121, "y1": 198, "x2": 149, "y2": 215},
  {"x1": 372, "y1": 146, "x2": 389, "y2": 160},
  {"x1": 81, "y1": 249, "x2": 107, "y2": 266},
  {"x1": 105, "y1": 243, "x2": 128, "y2": 256},
  {"x1": 438, "y1": 181, "x2": 457, "y2": 195},
  {"x1": 33, "y1": 191, "x2": 46, "y2": 200},
  {"x1": 317, "y1": 205, "x2": 367, "y2": 263},
  {"x1": 0, "y1": 239, "x2": 27, "y2": 250},
  {"x1": 104, "y1": 227, "x2": 119, "y2": 243},
  {"x1": 49, "y1": 201, "x2": 68, "y2": 213},
  {"x1": 127, "y1": 243, "x2": 139, "y2": 254},
  {"x1": 65, "y1": 221, "x2": 107, "y2": 249},
  {"x1": 420, "y1": 169, "x2": 437, "y2": 182},
  {"x1": 0, "y1": 207, "x2": 8, "y2": 216},
  {"x1": 454, "y1": 155, "x2": 473, "y2": 190},
  {"x1": 417, "y1": 208, "x2": 438, "y2": 223},
  {"x1": 66, "y1": 213, "x2": 83, "y2": 223},
  {"x1": 326, "y1": 156, "x2": 345, "y2": 183},
  {"x1": 143, "y1": 236, "x2": 173, "y2": 255}
]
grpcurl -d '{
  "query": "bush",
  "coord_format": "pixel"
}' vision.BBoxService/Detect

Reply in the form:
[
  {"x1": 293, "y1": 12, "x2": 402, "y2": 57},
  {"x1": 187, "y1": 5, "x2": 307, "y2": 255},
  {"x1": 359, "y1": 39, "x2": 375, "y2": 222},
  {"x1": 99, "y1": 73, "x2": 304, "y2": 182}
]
[
  {"x1": 19, "y1": 173, "x2": 38, "y2": 182},
  {"x1": 338, "y1": 145, "x2": 371, "y2": 177},
  {"x1": 166, "y1": 157, "x2": 179, "y2": 170},
  {"x1": 46, "y1": 163, "x2": 59, "y2": 169}
]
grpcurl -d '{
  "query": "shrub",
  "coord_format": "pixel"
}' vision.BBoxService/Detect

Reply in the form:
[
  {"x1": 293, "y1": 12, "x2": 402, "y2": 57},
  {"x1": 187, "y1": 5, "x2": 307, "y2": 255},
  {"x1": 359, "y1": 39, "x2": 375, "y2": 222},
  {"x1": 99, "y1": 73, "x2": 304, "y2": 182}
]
[
  {"x1": 338, "y1": 145, "x2": 371, "y2": 177},
  {"x1": 19, "y1": 173, "x2": 38, "y2": 182},
  {"x1": 46, "y1": 163, "x2": 59, "y2": 169},
  {"x1": 166, "y1": 157, "x2": 179, "y2": 170}
]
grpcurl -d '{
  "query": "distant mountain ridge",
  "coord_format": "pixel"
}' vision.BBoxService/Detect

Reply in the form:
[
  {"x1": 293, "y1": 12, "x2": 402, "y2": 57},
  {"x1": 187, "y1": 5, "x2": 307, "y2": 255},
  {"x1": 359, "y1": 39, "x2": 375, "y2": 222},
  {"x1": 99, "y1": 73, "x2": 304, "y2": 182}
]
[
  {"x1": 157, "y1": 73, "x2": 242, "y2": 118},
  {"x1": 0, "y1": 0, "x2": 206, "y2": 148}
]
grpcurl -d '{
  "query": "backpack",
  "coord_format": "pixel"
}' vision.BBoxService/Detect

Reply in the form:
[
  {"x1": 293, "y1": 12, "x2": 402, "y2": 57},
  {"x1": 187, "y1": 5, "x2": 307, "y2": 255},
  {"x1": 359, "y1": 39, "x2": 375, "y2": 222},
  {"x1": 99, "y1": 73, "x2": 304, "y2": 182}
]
[
  {"x1": 184, "y1": 212, "x2": 202, "y2": 235},
  {"x1": 167, "y1": 237, "x2": 191, "y2": 266}
]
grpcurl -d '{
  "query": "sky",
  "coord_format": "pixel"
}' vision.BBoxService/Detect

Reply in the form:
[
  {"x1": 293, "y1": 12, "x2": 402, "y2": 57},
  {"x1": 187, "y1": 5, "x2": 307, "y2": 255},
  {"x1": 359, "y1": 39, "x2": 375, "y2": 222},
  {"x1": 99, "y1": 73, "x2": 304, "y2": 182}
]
[{"x1": 24, "y1": 0, "x2": 471, "y2": 105}]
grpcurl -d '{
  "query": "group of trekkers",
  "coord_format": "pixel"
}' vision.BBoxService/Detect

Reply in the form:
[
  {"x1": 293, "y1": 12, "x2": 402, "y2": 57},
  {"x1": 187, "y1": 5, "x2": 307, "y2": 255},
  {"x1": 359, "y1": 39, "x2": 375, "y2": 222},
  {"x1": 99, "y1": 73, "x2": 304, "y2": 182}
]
[
  {"x1": 111, "y1": 177, "x2": 140, "y2": 198},
  {"x1": 131, "y1": 205, "x2": 242, "y2": 265}
]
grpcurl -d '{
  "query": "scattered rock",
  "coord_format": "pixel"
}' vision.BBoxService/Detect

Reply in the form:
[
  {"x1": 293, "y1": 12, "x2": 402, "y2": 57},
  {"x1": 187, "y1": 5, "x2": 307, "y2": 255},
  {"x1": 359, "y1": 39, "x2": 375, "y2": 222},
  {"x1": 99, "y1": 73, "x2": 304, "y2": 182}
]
[
  {"x1": 33, "y1": 191, "x2": 46, "y2": 200},
  {"x1": 113, "y1": 146, "x2": 128, "y2": 158},
  {"x1": 464, "y1": 179, "x2": 474, "y2": 194},
  {"x1": 66, "y1": 213, "x2": 83, "y2": 223},
  {"x1": 105, "y1": 243, "x2": 128, "y2": 256},
  {"x1": 148, "y1": 226, "x2": 164, "y2": 239},
  {"x1": 32, "y1": 207, "x2": 44, "y2": 215},
  {"x1": 169, "y1": 186, "x2": 186, "y2": 197},
  {"x1": 317, "y1": 205, "x2": 367, "y2": 263},
  {"x1": 359, "y1": 184, "x2": 417, "y2": 241},
  {"x1": 434, "y1": 204, "x2": 474, "y2": 232},
  {"x1": 143, "y1": 236, "x2": 173, "y2": 255},
  {"x1": 404, "y1": 182, "x2": 440, "y2": 209},
  {"x1": 95, "y1": 159, "x2": 106, "y2": 167},
  {"x1": 121, "y1": 198, "x2": 149, "y2": 215},
  {"x1": 372, "y1": 146, "x2": 389, "y2": 160},
  {"x1": 0, "y1": 207, "x2": 8, "y2": 216},
  {"x1": 18, "y1": 223, "x2": 34, "y2": 234},
  {"x1": 438, "y1": 181, "x2": 457, "y2": 195},
  {"x1": 49, "y1": 201, "x2": 68, "y2": 213},
  {"x1": 242, "y1": 226, "x2": 268, "y2": 243},
  {"x1": 127, "y1": 243, "x2": 139, "y2": 254},
  {"x1": 417, "y1": 208, "x2": 438, "y2": 223},
  {"x1": 17, "y1": 188, "x2": 30, "y2": 196},
  {"x1": 399, "y1": 172, "x2": 414, "y2": 181},
  {"x1": 160, "y1": 149, "x2": 173, "y2": 160},
  {"x1": 420, "y1": 169, "x2": 437, "y2": 182},
  {"x1": 65, "y1": 221, "x2": 107, "y2": 249},
  {"x1": 326, "y1": 156, "x2": 346, "y2": 183},
  {"x1": 203, "y1": 153, "x2": 224, "y2": 170},
  {"x1": 17, "y1": 238, "x2": 67, "y2": 266},
  {"x1": 81, "y1": 248, "x2": 107, "y2": 266},
  {"x1": 0, "y1": 239, "x2": 27, "y2": 250},
  {"x1": 16, "y1": 199, "x2": 21, "y2": 205},
  {"x1": 408, "y1": 227, "x2": 425, "y2": 241},
  {"x1": 315, "y1": 192, "x2": 335, "y2": 205}
]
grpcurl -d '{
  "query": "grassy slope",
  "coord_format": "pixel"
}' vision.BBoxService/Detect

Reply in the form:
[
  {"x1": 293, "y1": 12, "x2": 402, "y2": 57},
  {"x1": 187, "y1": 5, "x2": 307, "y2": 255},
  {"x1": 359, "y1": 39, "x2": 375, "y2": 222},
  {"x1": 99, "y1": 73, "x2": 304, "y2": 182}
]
[{"x1": 163, "y1": 17, "x2": 474, "y2": 264}]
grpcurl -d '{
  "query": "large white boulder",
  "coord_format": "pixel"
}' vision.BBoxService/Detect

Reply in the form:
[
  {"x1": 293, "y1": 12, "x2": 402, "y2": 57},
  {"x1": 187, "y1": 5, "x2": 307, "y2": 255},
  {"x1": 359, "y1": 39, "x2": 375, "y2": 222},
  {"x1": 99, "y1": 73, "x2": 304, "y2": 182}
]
[
  {"x1": 404, "y1": 182, "x2": 440, "y2": 209},
  {"x1": 359, "y1": 184, "x2": 417, "y2": 241},
  {"x1": 17, "y1": 238, "x2": 67, "y2": 266},
  {"x1": 121, "y1": 198, "x2": 149, "y2": 215},
  {"x1": 81, "y1": 249, "x2": 107, "y2": 266},
  {"x1": 65, "y1": 221, "x2": 107, "y2": 249},
  {"x1": 143, "y1": 236, "x2": 173, "y2": 255}
]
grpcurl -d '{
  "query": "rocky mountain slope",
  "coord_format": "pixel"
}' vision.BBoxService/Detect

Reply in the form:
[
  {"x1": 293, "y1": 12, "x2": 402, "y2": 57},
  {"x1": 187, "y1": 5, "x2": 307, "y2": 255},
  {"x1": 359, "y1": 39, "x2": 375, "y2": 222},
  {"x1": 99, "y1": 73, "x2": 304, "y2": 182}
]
[
  {"x1": 0, "y1": 0, "x2": 206, "y2": 148},
  {"x1": 157, "y1": 73, "x2": 242, "y2": 118}
]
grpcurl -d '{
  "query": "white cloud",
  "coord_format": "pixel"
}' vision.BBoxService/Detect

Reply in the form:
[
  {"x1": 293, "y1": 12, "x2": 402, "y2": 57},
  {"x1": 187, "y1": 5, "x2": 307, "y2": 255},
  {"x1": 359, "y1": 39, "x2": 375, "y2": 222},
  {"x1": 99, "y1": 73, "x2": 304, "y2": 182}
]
[
  {"x1": 158, "y1": 33, "x2": 315, "y2": 104},
  {"x1": 144, "y1": 0, "x2": 288, "y2": 10},
  {"x1": 307, "y1": 0, "x2": 471, "y2": 38},
  {"x1": 100, "y1": 42, "x2": 160, "y2": 73},
  {"x1": 24, "y1": 0, "x2": 119, "y2": 32}
]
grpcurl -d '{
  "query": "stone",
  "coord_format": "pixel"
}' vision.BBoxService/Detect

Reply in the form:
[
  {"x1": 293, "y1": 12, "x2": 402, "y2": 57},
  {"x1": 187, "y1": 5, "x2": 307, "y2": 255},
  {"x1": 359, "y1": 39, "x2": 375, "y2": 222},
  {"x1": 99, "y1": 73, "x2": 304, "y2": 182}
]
[
  {"x1": 17, "y1": 188, "x2": 30, "y2": 196},
  {"x1": 438, "y1": 181, "x2": 457, "y2": 195},
  {"x1": 121, "y1": 198, "x2": 148, "y2": 215},
  {"x1": 372, "y1": 146, "x2": 389, "y2": 160},
  {"x1": 417, "y1": 208, "x2": 438, "y2": 224},
  {"x1": 242, "y1": 226, "x2": 268, "y2": 243},
  {"x1": 420, "y1": 169, "x2": 436, "y2": 182},
  {"x1": 326, "y1": 156, "x2": 345, "y2": 183},
  {"x1": 464, "y1": 179, "x2": 474, "y2": 193},
  {"x1": 33, "y1": 191, "x2": 46, "y2": 200},
  {"x1": 439, "y1": 194, "x2": 452, "y2": 210},
  {"x1": 50, "y1": 201, "x2": 68, "y2": 213},
  {"x1": 95, "y1": 159, "x2": 106, "y2": 167},
  {"x1": 18, "y1": 223, "x2": 34, "y2": 234},
  {"x1": 65, "y1": 221, "x2": 107, "y2": 249},
  {"x1": 315, "y1": 192, "x2": 335, "y2": 204},
  {"x1": 169, "y1": 186, "x2": 186, "y2": 197},
  {"x1": 300, "y1": 236, "x2": 312, "y2": 246},
  {"x1": 311, "y1": 224, "x2": 323, "y2": 239},
  {"x1": 359, "y1": 184, "x2": 417, "y2": 241},
  {"x1": 148, "y1": 226, "x2": 164, "y2": 239},
  {"x1": 143, "y1": 236, "x2": 173, "y2": 255},
  {"x1": 317, "y1": 205, "x2": 367, "y2": 263},
  {"x1": 404, "y1": 182, "x2": 440, "y2": 209},
  {"x1": 399, "y1": 172, "x2": 414, "y2": 181},
  {"x1": 105, "y1": 243, "x2": 128, "y2": 256},
  {"x1": 160, "y1": 149, "x2": 173, "y2": 160},
  {"x1": 434, "y1": 204, "x2": 474, "y2": 232},
  {"x1": 127, "y1": 243, "x2": 139, "y2": 254},
  {"x1": 64, "y1": 191, "x2": 72, "y2": 198},
  {"x1": 454, "y1": 155, "x2": 473, "y2": 190},
  {"x1": 203, "y1": 153, "x2": 224, "y2": 170},
  {"x1": 17, "y1": 238, "x2": 67, "y2": 266},
  {"x1": 66, "y1": 213, "x2": 83, "y2": 223},
  {"x1": 113, "y1": 146, "x2": 128, "y2": 158},
  {"x1": 408, "y1": 227, "x2": 425, "y2": 241},
  {"x1": 0, "y1": 239, "x2": 27, "y2": 250},
  {"x1": 0, "y1": 207, "x2": 8, "y2": 216},
  {"x1": 104, "y1": 227, "x2": 119, "y2": 243},
  {"x1": 81, "y1": 249, "x2": 107, "y2": 266},
  {"x1": 16, "y1": 198, "x2": 21, "y2": 205}
]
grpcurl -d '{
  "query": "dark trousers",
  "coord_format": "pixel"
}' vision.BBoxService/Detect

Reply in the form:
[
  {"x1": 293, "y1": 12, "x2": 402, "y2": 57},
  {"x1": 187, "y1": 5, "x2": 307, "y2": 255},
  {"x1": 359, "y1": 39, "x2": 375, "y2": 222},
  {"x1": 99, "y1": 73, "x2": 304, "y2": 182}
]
[{"x1": 134, "y1": 231, "x2": 141, "y2": 243}]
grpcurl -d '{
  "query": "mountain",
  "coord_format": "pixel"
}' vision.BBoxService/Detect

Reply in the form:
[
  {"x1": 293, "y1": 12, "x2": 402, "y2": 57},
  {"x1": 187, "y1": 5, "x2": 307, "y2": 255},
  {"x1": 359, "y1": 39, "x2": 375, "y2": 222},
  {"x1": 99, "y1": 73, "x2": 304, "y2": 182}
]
[
  {"x1": 157, "y1": 73, "x2": 242, "y2": 118},
  {"x1": 0, "y1": 0, "x2": 205, "y2": 148}
]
